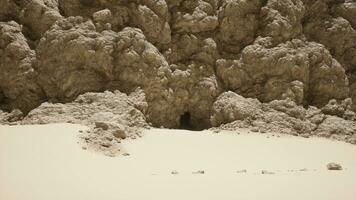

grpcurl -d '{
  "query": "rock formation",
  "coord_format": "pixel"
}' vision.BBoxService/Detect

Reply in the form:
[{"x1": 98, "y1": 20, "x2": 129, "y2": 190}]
[{"x1": 0, "y1": 0, "x2": 355, "y2": 136}]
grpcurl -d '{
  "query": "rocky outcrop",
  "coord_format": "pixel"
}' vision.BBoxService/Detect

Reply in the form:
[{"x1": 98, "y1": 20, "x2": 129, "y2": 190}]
[
  {"x1": 217, "y1": 0, "x2": 261, "y2": 54},
  {"x1": 35, "y1": 17, "x2": 116, "y2": 102},
  {"x1": 217, "y1": 38, "x2": 349, "y2": 107},
  {"x1": 0, "y1": 0, "x2": 62, "y2": 45},
  {"x1": 259, "y1": 0, "x2": 305, "y2": 44},
  {"x1": 0, "y1": 21, "x2": 44, "y2": 112},
  {"x1": 1, "y1": 0, "x2": 356, "y2": 132},
  {"x1": 110, "y1": 27, "x2": 173, "y2": 128},
  {"x1": 211, "y1": 92, "x2": 356, "y2": 144},
  {"x1": 22, "y1": 90, "x2": 148, "y2": 156},
  {"x1": 58, "y1": 0, "x2": 171, "y2": 48}
]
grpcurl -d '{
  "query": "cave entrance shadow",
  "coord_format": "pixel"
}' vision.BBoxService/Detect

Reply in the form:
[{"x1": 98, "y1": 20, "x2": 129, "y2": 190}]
[
  {"x1": 178, "y1": 112, "x2": 203, "y2": 131},
  {"x1": 179, "y1": 112, "x2": 193, "y2": 130}
]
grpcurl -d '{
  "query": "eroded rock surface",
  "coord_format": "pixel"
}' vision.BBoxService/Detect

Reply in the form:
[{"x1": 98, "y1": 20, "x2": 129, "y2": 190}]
[
  {"x1": 211, "y1": 92, "x2": 356, "y2": 144},
  {"x1": 22, "y1": 90, "x2": 149, "y2": 156},
  {"x1": 0, "y1": 0, "x2": 356, "y2": 147},
  {"x1": 0, "y1": 21, "x2": 44, "y2": 112}
]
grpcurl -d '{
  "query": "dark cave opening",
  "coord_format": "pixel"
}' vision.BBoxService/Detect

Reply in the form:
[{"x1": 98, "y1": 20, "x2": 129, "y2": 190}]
[
  {"x1": 0, "y1": 90, "x2": 4, "y2": 104},
  {"x1": 178, "y1": 112, "x2": 207, "y2": 131},
  {"x1": 179, "y1": 112, "x2": 193, "y2": 130}
]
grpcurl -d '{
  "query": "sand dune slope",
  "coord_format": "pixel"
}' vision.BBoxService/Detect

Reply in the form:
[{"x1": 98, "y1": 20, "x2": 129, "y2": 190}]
[{"x1": 1, "y1": 124, "x2": 356, "y2": 200}]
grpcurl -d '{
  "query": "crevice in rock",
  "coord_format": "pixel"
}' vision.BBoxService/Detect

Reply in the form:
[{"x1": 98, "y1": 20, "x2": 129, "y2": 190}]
[
  {"x1": 179, "y1": 112, "x2": 191, "y2": 130},
  {"x1": 0, "y1": 89, "x2": 4, "y2": 105},
  {"x1": 178, "y1": 112, "x2": 210, "y2": 131}
]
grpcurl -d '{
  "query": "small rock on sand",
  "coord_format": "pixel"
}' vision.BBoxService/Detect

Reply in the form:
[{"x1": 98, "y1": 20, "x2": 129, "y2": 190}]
[
  {"x1": 327, "y1": 163, "x2": 343, "y2": 170},
  {"x1": 193, "y1": 170, "x2": 205, "y2": 174},
  {"x1": 261, "y1": 170, "x2": 275, "y2": 175},
  {"x1": 123, "y1": 153, "x2": 130, "y2": 156},
  {"x1": 236, "y1": 169, "x2": 247, "y2": 173},
  {"x1": 171, "y1": 171, "x2": 179, "y2": 175}
]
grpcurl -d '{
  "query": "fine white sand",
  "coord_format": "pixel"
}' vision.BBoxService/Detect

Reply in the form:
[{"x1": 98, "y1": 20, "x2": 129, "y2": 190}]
[{"x1": 1, "y1": 123, "x2": 356, "y2": 200}]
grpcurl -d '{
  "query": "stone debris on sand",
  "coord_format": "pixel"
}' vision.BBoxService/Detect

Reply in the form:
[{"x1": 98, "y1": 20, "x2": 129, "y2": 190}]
[
  {"x1": 193, "y1": 170, "x2": 205, "y2": 174},
  {"x1": 261, "y1": 170, "x2": 275, "y2": 175},
  {"x1": 236, "y1": 169, "x2": 247, "y2": 173},
  {"x1": 327, "y1": 163, "x2": 343, "y2": 170}
]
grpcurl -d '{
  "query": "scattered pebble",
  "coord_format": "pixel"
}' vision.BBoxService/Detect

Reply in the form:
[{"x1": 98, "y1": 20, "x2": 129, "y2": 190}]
[
  {"x1": 251, "y1": 127, "x2": 259, "y2": 132},
  {"x1": 261, "y1": 170, "x2": 275, "y2": 175},
  {"x1": 193, "y1": 170, "x2": 205, "y2": 174},
  {"x1": 171, "y1": 171, "x2": 179, "y2": 175},
  {"x1": 327, "y1": 162, "x2": 343, "y2": 170},
  {"x1": 101, "y1": 142, "x2": 111, "y2": 148},
  {"x1": 82, "y1": 146, "x2": 87, "y2": 150},
  {"x1": 260, "y1": 128, "x2": 267, "y2": 133},
  {"x1": 113, "y1": 129, "x2": 127, "y2": 139},
  {"x1": 299, "y1": 168, "x2": 308, "y2": 172},
  {"x1": 236, "y1": 169, "x2": 247, "y2": 173},
  {"x1": 123, "y1": 153, "x2": 130, "y2": 156},
  {"x1": 79, "y1": 130, "x2": 83, "y2": 133}
]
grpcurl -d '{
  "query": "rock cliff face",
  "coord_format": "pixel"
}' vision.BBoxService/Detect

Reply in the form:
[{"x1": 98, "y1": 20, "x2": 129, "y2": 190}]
[{"x1": 0, "y1": 0, "x2": 355, "y2": 131}]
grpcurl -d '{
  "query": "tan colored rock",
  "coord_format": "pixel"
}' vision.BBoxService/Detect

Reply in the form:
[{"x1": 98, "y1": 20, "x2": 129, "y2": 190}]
[
  {"x1": 217, "y1": 38, "x2": 349, "y2": 107},
  {"x1": 327, "y1": 162, "x2": 343, "y2": 170},
  {"x1": 0, "y1": 0, "x2": 355, "y2": 139},
  {"x1": 211, "y1": 92, "x2": 261, "y2": 127},
  {"x1": 36, "y1": 17, "x2": 116, "y2": 101},
  {"x1": 260, "y1": 0, "x2": 305, "y2": 43},
  {"x1": 19, "y1": 0, "x2": 63, "y2": 40},
  {"x1": 333, "y1": 0, "x2": 356, "y2": 28},
  {"x1": 217, "y1": 0, "x2": 261, "y2": 53},
  {"x1": 0, "y1": 0, "x2": 21, "y2": 21},
  {"x1": 171, "y1": 0, "x2": 218, "y2": 34},
  {"x1": 0, "y1": 21, "x2": 44, "y2": 112},
  {"x1": 315, "y1": 116, "x2": 356, "y2": 137},
  {"x1": 113, "y1": 129, "x2": 127, "y2": 139},
  {"x1": 304, "y1": 17, "x2": 356, "y2": 72},
  {"x1": 22, "y1": 90, "x2": 148, "y2": 156}
]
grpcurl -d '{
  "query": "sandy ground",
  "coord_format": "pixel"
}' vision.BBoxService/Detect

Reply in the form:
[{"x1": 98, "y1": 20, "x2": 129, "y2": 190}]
[{"x1": 0, "y1": 124, "x2": 356, "y2": 200}]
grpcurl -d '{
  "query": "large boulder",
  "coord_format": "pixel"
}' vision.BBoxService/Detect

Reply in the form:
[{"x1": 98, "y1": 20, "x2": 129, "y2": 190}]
[
  {"x1": 170, "y1": 0, "x2": 219, "y2": 34},
  {"x1": 0, "y1": 21, "x2": 44, "y2": 112},
  {"x1": 110, "y1": 27, "x2": 174, "y2": 128},
  {"x1": 217, "y1": 38, "x2": 349, "y2": 107},
  {"x1": 211, "y1": 91, "x2": 262, "y2": 126},
  {"x1": 304, "y1": 16, "x2": 356, "y2": 72},
  {"x1": 259, "y1": 0, "x2": 305, "y2": 44},
  {"x1": 217, "y1": 0, "x2": 261, "y2": 53},
  {"x1": 36, "y1": 17, "x2": 116, "y2": 101}
]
